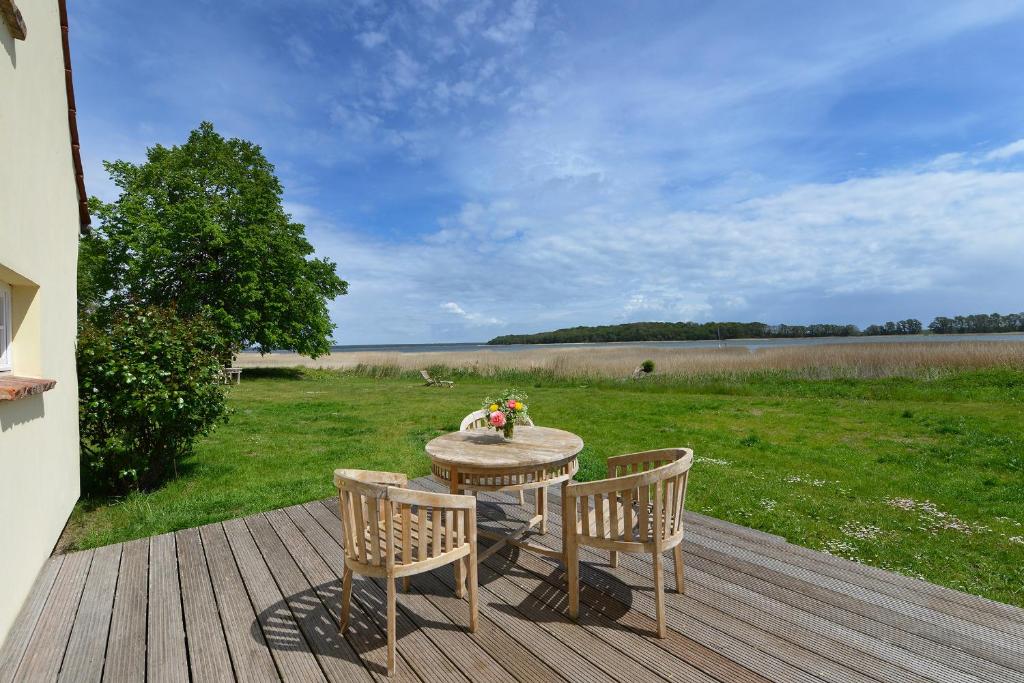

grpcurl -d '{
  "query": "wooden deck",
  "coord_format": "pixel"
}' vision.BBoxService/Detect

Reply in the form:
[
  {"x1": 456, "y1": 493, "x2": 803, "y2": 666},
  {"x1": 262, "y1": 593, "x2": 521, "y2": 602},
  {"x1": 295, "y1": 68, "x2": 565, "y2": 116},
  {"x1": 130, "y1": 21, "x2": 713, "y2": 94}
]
[{"x1": 2, "y1": 477, "x2": 1023, "y2": 683}]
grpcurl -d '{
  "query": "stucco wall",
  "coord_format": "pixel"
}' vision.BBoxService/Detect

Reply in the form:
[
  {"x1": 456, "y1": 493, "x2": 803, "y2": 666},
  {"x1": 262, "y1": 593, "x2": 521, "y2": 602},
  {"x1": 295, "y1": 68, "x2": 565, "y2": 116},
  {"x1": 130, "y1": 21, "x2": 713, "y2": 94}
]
[{"x1": 0, "y1": 1, "x2": 82, "y2": 641}]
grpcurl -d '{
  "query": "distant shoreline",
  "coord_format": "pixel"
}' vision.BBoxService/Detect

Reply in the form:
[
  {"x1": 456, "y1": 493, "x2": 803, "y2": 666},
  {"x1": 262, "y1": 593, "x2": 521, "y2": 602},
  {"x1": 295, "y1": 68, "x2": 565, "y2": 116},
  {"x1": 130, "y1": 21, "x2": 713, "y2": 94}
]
[{"x1": 234, "y1": 332, "x2": 1024, "y2": 369}]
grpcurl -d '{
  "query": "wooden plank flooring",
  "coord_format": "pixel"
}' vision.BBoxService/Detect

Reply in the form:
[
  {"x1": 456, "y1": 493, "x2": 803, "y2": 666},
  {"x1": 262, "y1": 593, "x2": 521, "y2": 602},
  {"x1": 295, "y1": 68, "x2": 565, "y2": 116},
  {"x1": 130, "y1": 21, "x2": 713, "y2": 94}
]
[{"x1": 2, "y1": 476, "x2": 1022, "y2": 682}]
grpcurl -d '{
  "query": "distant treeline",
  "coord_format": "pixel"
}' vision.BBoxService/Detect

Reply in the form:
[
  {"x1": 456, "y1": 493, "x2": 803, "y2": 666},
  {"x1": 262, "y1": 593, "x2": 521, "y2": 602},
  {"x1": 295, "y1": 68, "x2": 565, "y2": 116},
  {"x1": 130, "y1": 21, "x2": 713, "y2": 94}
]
[{"x1": 486, "y1": 312, "x2": 1024, "y2": 345}]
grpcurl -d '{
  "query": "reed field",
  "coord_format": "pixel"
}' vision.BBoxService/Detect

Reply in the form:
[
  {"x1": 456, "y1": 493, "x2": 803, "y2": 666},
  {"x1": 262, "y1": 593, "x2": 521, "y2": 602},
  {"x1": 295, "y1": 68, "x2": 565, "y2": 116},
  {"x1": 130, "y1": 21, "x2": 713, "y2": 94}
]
[{"x1": 237, "y1": 340, "x2": 1024, "y2": 380}]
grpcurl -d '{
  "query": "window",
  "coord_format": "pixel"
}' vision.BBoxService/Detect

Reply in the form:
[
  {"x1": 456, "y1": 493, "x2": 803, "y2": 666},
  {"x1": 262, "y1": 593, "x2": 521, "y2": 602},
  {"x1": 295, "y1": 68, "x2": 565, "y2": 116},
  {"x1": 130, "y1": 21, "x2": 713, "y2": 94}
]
[{"x1": 0, "y1": 281, "x2": 11, "y2": 372}]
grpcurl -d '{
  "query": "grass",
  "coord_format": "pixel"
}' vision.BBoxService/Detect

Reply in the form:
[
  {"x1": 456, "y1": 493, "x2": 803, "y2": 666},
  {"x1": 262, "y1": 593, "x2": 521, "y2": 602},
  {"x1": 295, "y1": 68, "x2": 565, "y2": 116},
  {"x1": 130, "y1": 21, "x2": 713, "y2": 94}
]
[{"x1": 66, "y1": 365, "x2": 1024, "y2": 607}]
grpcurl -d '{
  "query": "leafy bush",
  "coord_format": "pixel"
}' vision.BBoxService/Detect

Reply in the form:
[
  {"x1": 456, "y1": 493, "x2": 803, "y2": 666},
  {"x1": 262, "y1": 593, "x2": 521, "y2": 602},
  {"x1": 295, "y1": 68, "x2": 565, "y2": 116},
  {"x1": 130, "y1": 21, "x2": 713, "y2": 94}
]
[
  {"x1": 78, "y1": 304, "x2": 228, "y2": 495},
  {"x1": 641, "y1": 359, "x2": 656, "y2": 373}
]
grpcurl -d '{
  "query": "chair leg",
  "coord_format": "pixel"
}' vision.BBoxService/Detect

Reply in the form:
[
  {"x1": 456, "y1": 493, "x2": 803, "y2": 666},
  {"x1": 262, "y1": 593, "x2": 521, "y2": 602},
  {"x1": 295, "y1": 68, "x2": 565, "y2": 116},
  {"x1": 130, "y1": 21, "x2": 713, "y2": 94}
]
[
  {"x1": 653, "y1": 552, "x2": 666, "y2": 638},
  {"x1": 537, "y1": 486, "x2": 547, "y2": 534},
  {"x1": 567, "y1": 537, "x2": 579, "y2": 619},
  {"x1": 673, "y1": 544, "x2": 685, "y2": 593},
  {"x1": 387, "y1": 577, "x2": 397, "y2": 676},
  {"x1": 468, "y1": 508, "x2": 479, "y2": 633},
  {"x1": 518, "y1": 490, "x2": 525, "y2": 505},
  {"x1": 339, "y1": 566, "x2": 352, "y2": 632},
  {"x1": 609, "y1": 550, "x2": 618, "y2": 568},
  {"x1": 454, "y1": 556, "x2": 465, "y2": 598},
  {"x1": 468, "y1": 553, "x2": 478, "y2": 633}
]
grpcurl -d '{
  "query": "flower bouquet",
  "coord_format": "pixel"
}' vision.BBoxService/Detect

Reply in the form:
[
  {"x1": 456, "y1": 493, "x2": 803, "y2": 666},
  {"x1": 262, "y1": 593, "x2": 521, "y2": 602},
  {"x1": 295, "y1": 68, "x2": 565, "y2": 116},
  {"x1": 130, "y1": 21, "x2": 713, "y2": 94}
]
[{"x1": 483, "y1": 390, "x2": 528, "y2": 440}]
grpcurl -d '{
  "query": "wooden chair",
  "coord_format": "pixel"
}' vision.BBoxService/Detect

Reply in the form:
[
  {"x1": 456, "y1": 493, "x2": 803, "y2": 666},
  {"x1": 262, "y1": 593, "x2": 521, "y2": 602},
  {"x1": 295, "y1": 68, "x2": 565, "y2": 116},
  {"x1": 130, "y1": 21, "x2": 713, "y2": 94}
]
[
  {"x1": 420, "y1": 370, "x2": 454, "y2": 388},
  {"x1": 334, "y1": 469, "x2": 478, "y2": 676},
  {"x1": 460, "y1": 409, "x2": 535, "y2": 505},
  {"x1": 563, "y1": 448, "x2": 693, "y2": 637}
]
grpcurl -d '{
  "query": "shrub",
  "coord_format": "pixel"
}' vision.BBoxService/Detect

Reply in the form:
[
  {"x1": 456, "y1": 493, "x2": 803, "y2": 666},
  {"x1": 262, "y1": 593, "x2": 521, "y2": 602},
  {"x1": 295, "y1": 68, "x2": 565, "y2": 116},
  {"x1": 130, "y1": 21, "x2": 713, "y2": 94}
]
[
  {"x1": 78, "y1": 304, "x2": 228, "y2": 495},
  {"x1": 641, "y1": 359, "x2": 656, "y2": 373}
]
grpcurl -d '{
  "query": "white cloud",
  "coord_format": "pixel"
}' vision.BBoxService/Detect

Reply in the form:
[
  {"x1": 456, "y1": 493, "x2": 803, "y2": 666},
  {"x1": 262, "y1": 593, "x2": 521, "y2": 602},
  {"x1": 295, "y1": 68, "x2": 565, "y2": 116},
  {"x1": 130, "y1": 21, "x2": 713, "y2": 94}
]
[
  {"x1": 482, "y1": 0, "x2": 536, "y2": 44},
  {"x1": 985, "y1": 139, "x2": 1024, "y2": 161},
  {"x1": 286, "y1": 35, "x2": 315, "y2": 65},
  {"x1": 441, "y1": 301, "x2": 466, "y2": 315},
  {"x1": 455, "y1": 2, "x2": 490, "y2": 36},
  {"x1": 357, "y1": 31, "x2": 387, "y2": 49},
  {"x1": 330, "y1": 104, "x2": 380, "y2": 139},
  {"x1": 441, "y1": 301, "x2": 502, "y2": 326}
]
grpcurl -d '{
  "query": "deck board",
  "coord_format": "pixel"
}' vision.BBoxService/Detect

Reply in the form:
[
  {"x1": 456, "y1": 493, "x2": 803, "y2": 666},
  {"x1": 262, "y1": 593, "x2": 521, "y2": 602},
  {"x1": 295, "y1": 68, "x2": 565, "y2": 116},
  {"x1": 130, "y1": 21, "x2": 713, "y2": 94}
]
[
  {"x1": 58, "y1": 543, "x2": 122, "y2": 683},
  {"x1": 0, "y1": 556, "x2": 64, "y2": 683},
  {"x1": 199, "y1": 523, "x2": 281, "y2": 682},
  {"x1": 243, "y1": 512, "x2": 372, "y2": 683},
  {"x1": 221, "y1": 518, "x2": 329, "y2": 683},
  {"x1": 175, "y1": 527, "x2": 235, "y2": 682},
  {"x1": 103, "y1": 539, "x2": 149, "y2": 683},
  {"x1": 4, "y1": 476, "x2": 1023, "y2": 682},
  {"x1": 147, "y1": 534, "x2": 188, "y2": 683},
  {"x1": 13, "y1": 549, "x2": 93, "y2": 682}
]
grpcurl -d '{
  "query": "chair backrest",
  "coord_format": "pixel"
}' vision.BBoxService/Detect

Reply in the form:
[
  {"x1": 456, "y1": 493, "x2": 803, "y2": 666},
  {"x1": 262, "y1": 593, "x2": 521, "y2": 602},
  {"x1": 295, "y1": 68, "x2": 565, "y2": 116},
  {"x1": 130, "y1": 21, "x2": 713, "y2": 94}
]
[
  {"x1": 334, "y1": 469, "x2": 475, "y2": 573},
  {"x1": 420, "y1": 370, "x2": 433, "y2": 382},
  {"x1": 460, "y1": 409, "x2": 535, "y2": 431},
  {"x1": 460, "y1": 409, "x2": 489, "y2": 431},
  {"x1": 566, "y1": 448, "x2": 693, "y2": 551}
]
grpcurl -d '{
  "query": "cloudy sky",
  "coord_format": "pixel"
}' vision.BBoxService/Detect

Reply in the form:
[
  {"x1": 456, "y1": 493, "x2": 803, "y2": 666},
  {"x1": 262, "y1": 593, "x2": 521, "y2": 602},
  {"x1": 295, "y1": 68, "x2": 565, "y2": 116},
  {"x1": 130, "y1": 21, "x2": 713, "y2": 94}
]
[{"x1": 70, "y1": 1, "x2": 1024, "y2": 344}]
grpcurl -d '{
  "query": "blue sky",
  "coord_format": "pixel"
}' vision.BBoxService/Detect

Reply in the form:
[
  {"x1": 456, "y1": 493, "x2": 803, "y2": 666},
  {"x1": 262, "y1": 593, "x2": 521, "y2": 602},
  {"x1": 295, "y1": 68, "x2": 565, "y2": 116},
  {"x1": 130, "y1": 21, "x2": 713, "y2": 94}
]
[{"x1": 70, "y1": 1, "x2": 1024, "y2": 344}]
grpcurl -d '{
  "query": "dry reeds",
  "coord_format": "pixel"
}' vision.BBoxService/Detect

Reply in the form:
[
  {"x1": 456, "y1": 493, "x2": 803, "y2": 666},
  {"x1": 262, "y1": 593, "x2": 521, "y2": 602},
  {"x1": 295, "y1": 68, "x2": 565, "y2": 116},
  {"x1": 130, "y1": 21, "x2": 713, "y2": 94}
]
[{"x1": 237, "y1": 341, "x2": 1024, "y2": 380}]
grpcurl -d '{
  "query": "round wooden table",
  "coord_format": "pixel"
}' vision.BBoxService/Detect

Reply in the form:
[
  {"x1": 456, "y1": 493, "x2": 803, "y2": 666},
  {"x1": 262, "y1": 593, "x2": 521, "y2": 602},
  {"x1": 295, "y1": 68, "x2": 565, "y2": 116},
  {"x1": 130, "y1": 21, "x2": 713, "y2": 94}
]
[{"x1": 425, "y1": 426, "x2": 583, "y2": 569}]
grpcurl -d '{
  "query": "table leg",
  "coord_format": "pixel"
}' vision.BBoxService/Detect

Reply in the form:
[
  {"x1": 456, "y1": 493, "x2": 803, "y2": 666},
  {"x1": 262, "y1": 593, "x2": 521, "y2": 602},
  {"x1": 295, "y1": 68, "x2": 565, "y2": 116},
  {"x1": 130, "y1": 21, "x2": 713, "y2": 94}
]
[
  {"x1": 537, "y1": 484, "x2": 547, "y2": 534},
  {"x1": 450, "y1": 468, "x2": 465, "y2": 597}
]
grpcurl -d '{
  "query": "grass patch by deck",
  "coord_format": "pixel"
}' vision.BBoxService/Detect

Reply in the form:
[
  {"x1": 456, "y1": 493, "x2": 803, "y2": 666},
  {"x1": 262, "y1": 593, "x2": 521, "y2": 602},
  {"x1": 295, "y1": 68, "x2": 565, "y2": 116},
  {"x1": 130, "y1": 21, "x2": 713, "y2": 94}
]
[{"x1": 66, "y1": 367, "x2": 1024, "y2": 607}]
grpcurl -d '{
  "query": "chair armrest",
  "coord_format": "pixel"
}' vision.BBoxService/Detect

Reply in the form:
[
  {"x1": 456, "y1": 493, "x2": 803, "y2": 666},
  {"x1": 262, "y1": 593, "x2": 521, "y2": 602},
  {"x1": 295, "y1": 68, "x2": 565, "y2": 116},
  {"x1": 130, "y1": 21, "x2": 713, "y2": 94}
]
[
  {"x1": 388, "y1": 486, "x2": 477, "y2": 511},
  {"x1": 334, "y1": 469, "x2": 409, "y2": 489},
  {"x1": 607, "y1": 448, "x2": 691, "y2": 477},
  {"x1": 571, "y1": 451, "x2": 693, "y2": 498}
]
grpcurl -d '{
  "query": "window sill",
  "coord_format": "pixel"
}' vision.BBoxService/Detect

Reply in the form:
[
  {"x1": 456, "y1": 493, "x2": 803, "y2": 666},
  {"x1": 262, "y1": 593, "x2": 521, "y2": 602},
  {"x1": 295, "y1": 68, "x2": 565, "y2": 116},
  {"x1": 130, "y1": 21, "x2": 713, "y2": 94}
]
[{"x1": 0, "y1": 376, "x2": 57, "y2": 401}]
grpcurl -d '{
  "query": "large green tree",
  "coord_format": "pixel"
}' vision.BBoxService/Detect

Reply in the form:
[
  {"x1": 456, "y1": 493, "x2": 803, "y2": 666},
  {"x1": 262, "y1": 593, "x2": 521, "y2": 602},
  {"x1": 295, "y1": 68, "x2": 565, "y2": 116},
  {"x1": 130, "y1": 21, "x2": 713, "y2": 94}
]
[{"x1": 83, "y1": 122, "x2": 347, "y2": 357}]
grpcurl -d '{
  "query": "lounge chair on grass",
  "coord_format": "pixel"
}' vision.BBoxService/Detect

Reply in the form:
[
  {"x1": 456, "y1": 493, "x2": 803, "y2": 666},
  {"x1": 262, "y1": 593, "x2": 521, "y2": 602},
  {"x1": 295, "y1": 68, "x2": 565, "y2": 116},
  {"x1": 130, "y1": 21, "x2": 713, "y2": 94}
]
[{"x1": 420, "y1": 369, "x2": 454, "y2": 387}]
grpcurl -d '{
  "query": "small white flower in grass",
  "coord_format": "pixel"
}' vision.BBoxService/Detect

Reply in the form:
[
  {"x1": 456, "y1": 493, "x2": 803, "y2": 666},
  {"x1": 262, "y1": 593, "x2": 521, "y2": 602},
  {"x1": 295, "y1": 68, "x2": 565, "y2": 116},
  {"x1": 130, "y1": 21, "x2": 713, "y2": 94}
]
[
  {"x1": 784, "y1": 475, "x2": 831, "y2": 487},
  {"x1": 885, "y1": 497, "x2": 987, "y2": 534},
  {"x1": 702, "y1": 457, "x2": 731, "y2": 466},
  {"x1": 759, "y1": 499, "x2": 776, "y2": 511},
  {"x1": 841, "y1": 522, "x2": 882, "y2": 540},
  {"x1": 1009, "y1": 536, "x2": 1024, "y2": 545},
  {"x1": 821, "y1": 539, "x2": 859, "y2": 559}
]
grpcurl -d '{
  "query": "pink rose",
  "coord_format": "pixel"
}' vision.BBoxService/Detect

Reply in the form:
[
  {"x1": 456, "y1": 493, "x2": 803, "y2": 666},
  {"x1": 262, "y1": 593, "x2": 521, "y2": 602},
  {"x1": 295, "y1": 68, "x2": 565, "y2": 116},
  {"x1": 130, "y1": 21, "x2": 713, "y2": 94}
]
[
  {"x1": 490, "y1": 411, "x2": 506, "y2": 427},
  {"x1": 507, "y1": 400, "x2": 517, "y2": 409}
]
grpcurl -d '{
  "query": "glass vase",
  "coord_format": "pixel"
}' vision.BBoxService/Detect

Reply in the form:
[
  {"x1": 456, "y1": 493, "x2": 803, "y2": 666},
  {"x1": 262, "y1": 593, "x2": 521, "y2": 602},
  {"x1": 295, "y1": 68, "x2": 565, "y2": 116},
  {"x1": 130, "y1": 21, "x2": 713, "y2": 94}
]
[{"x1": 502, "y1": 422, "x2": 515, "y2": 440}]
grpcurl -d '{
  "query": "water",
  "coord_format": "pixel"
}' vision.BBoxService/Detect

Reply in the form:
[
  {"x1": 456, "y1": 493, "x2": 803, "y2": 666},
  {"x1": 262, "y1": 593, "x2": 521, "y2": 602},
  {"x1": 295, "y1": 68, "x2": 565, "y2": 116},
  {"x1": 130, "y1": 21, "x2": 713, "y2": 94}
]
[{"x1": 327, "y1": 333, "x2": 1024, "y2": 354}]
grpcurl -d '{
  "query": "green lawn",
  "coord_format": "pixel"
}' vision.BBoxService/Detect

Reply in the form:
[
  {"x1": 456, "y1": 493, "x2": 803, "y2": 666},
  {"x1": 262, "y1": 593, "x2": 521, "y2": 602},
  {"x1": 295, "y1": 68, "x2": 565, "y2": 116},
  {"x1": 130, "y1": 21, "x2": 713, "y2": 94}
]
[{"x1": 68, "y1": 367, "x2": 1024, "y2": 607}]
